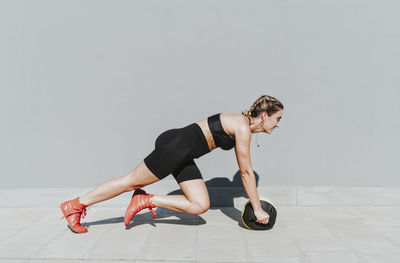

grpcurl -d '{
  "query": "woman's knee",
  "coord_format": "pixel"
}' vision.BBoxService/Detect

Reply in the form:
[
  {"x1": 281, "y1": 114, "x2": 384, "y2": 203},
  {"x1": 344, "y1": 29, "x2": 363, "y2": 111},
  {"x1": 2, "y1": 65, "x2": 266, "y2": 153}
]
[
  {"x1": 122, "y1": 161, "x2": 160, "y2": 191},
  {"x1": 121, "y1": 173, "x2": 142, "y2": 191},
  {"x1": 121, "y1": 169, "x2": 148, "y2": 191},
  {"x1": 190, "y1": 199, "x2": 210, "y2": 214}
]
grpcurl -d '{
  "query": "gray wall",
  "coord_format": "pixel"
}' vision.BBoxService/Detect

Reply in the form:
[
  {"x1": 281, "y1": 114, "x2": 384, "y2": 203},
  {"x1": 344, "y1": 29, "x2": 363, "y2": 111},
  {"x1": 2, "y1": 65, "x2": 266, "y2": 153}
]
[{"x1": 1, "y1": 0, "x2": 399, "y2": 188}]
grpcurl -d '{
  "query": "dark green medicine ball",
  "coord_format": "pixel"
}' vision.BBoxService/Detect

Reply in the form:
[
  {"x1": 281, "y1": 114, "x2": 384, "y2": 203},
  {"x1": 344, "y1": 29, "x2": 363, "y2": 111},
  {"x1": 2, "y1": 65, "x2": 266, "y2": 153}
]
[{"x1": 241, "y1": 198, "x2": 277, "y2": 230}]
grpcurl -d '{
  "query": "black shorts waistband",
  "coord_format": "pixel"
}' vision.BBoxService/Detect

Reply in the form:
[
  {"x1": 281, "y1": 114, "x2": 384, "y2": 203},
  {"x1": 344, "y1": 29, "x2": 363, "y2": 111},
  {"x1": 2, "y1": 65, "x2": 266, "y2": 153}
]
[{"x1": 185, "y1": 123, "x2": 210, "y2": 159}]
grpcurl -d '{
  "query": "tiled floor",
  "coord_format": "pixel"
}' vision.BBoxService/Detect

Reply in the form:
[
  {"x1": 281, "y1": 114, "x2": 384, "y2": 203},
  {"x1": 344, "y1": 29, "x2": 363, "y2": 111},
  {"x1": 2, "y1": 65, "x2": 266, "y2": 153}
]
[
  {"x1": 0, "y1": 203, "x2": 399, "y2": 262},
  {"x1": 0, "y1": 187, "x2": 400, "y2": 263}
]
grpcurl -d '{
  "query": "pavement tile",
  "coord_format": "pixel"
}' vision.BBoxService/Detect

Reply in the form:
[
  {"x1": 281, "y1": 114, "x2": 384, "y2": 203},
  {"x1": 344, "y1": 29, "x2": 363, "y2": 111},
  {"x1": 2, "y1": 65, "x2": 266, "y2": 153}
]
[
  {"x1": 325, "y1": 218, "x2": 400, "y2": 254},
  {"x1": 0, "y1": 260, "x2": 30, "y2": 263},
  {"x1": 198, "y1": 223, "x2": 242, "y2": 238},
  {"x1": 0, "y1": 208, "x2": 46, "y2": 224},
  {"x1": 1, "y1": 200, "x2": 399, "y2": 263},
  {"x1": 198, "y1": 235, "x2": 245, "y2": 250},
  {"x1": 40, "y1": 209, "x2": 70, "y2": 224},
  {"x1": 0, "y1": 241, "x2": 44, "y2": 258},
  {"x1": 0, "y1": 208, "x2": 16, "y2": 216},
  {"x1": 135, "y1": 261, "x2": 193, "y2": 263},
  {"x1": 282, "y1": 225, "x2": 347, "y2": 252},
  {"x1": 241, "y1": 226, "x2": 294, "y2": 246},
  {"x1": 247, "y1": 242, "x2": 303, "y2": 258},
  {"x1": 304, "y1": 251, "x2": 363, "y2": 263},
  {"x1": 140, "y1": 245, "x2": 196, "y2": 261},
  {"x1": 196, "y1": 247, "x2": 248, "y2": 262},
  {"x1": 0, "y1": 260, "x2": 92, "y2": 263},
  {"x1": 359, "y1": 252, "x2": 400, "y2": 263},
  {"x1": 146, "y1": 224, "x2": 197, "y2": 248},
  {"x1": 87, "y1": 223, "x2": 151, "y2": 260},
  {"x1": 343, "y1": 206, "x2": 389, "y2": 218},
  {"x1": 247, "y1": 256, "x2": 306, "y2": 263},
  {"x1": 0, "y1": 224, "x2": 26, "y2": 243},
  {"x1": 354, "y1": 214, "x2": 400, "y2": 246},
  {"x1": 276, "y1": 207, "x2": 323, "y2": 226},
  {"x1": 378, "y1": 206, "x2": 400, "y2": 218},
  {"x1": 366, "y1": 225, "x2": 400, "y2": 246},
  {"x1": 3, "y1": 221, "x2": 65, "y2": 246},
  {"x1": 32, "y1": 225, "x2": 111, "y2": 259},
  {"x1": 309, "y1": 206, "x2": 356, "y2": 220}
]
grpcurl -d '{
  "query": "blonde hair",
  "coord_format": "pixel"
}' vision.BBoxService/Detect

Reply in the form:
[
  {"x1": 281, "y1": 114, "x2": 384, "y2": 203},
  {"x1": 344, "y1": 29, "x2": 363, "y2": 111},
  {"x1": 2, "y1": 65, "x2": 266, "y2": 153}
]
[{"x1": 241, "y1": 95, "x2": 284, "y2": 117}]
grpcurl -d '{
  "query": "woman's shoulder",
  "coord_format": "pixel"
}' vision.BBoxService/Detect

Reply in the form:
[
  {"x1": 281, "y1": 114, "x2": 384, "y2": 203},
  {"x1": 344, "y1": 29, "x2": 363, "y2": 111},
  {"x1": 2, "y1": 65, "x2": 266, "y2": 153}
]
[
  {"x1": 220, "y1": 112, "x2": 250, "y2": 139},
  {"x1": 220, "y1": 112, "x2": 248, "y2": 125}
]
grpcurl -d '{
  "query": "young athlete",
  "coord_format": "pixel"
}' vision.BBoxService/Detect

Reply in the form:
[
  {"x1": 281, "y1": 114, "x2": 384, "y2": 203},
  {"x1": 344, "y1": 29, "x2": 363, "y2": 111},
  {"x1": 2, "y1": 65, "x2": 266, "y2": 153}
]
[{"x1": 60, "y1": 95, "x2": 284, "y2": 233}]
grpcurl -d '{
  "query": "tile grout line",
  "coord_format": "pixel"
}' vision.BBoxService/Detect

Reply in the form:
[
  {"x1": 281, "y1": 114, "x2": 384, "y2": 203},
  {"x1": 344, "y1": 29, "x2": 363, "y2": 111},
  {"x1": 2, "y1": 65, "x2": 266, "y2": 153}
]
[
  {"x1": 355, "y1": 206, "x2": 400, "y2": 249},
  {"x1": 84, "y1": 221, "x2": 117, "y2": 259},
  {"x1": 134, "y1": 222, "x2": 154, "y2": 261},
  {"x1": 278, "y1": 222, "x2": 312, "y2": 263},
  {"x1": 194, "y1": 217, "x2": 199, "y2": 262},
  {"x1": 322, "y1": 218, "x2": 367, "y2": 262},
  {"x1": 1, "y1": 208, "x2": 54, "y2": 244}
]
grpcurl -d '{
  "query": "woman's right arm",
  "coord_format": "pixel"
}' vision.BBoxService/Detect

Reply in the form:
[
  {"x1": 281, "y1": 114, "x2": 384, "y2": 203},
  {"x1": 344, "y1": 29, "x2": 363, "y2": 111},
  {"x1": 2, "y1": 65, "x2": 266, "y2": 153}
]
[{"x1": 234, "y1": 125, "x2": 269, "y2": 224}]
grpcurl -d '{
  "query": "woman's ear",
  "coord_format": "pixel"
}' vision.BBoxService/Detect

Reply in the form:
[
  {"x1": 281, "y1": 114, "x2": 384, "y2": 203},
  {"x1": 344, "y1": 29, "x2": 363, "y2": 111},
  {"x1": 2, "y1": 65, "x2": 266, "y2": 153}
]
[{"x1": 262, "y1": 111, "x2": 267, "y2": 120}]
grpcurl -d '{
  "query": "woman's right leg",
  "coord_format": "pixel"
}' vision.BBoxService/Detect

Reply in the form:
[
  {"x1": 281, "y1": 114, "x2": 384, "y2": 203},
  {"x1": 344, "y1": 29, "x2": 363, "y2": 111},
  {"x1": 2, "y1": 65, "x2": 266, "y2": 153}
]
[
  {"x1": 151, "y1": 178, "x2": 210, "y2": 214},
  {"x1": 79, "y1": 160, "x2": 160, "y2": 206},
  {"x1": 124, "y1": 178, "x2": 210, "y2": 227},
  {"x1": 124, "y1": 160, "x2": 210, "y2": 227},
  {"x1": 150, "y1": 160, "x2": 210, "y2": 215}
]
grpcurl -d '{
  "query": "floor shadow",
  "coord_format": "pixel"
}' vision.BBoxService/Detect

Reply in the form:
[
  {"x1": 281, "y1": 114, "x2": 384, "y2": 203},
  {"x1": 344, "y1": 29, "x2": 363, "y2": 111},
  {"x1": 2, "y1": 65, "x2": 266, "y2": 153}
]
[
  {"x1": 82, "y1": 216, "x2": 124, "y2": 227},
  {"x1": 83, "y1": 170, "x2": 258, "y2": 230},
  {"x1": 125, "y1": 217, "x2": 207, "y2": 230},
  {"x1": 165, "y1": 170, "x2": 260, "y2": 229},
  {"x1": 83, "y1": 211, "x2": 207, "y2": 229}
]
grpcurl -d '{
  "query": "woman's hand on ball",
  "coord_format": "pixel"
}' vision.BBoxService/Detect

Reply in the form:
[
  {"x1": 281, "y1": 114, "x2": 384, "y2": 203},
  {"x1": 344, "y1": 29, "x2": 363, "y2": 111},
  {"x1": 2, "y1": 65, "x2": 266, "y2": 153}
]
[{"x1": 254, "y1": 208, "x2": 270, "y2": 224}]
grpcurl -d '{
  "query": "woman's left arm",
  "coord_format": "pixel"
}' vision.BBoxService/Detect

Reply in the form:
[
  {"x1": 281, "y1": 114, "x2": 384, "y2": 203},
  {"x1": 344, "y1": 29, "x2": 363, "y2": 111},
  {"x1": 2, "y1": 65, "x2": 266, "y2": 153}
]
[{"x1": 234, "y1": 125, "x2": 269, "y2": 224}]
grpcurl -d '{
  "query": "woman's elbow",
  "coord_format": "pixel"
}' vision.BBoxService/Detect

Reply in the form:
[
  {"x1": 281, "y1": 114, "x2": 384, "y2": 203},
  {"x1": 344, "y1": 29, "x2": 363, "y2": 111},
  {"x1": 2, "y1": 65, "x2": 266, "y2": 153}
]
[{"x1": 240, "y1": 171, "x2": 251, "y2": 180}]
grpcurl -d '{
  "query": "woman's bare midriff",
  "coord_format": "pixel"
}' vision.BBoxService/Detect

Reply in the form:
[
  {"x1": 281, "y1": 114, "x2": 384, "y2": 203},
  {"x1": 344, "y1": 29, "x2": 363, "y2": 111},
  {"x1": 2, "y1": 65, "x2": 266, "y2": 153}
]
[
  {"x1": 196, "y1": 113, "x2": 238, "y2": 152},
  {"x1": 196, "y1": 119, "x2": 217, "y2": 152}
]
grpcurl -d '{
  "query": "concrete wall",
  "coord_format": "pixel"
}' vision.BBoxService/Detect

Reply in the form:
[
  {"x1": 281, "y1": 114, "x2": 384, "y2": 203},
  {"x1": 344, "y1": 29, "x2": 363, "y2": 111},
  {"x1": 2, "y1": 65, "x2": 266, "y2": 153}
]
[{"x1": 1, "y1": 0, "x2": 399, "y2": 188}]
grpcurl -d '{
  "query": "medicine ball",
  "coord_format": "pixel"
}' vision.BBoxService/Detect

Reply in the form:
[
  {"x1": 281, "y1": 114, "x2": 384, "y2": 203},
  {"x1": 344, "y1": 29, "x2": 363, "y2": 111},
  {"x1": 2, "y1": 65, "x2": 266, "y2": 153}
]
[{"x1": 241, "y1": 198, "x2": 277, "y2": 230}]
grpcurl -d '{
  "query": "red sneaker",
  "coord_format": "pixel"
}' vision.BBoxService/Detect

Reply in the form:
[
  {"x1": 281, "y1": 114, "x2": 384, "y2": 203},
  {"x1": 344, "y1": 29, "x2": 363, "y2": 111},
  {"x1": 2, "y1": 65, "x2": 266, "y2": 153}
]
[
  {"x1": 60, "y1": 197, "x2": 88, "y2": 233},
  {"x1": 124, "y1": 189, "x2": 157, "y2": 226}
]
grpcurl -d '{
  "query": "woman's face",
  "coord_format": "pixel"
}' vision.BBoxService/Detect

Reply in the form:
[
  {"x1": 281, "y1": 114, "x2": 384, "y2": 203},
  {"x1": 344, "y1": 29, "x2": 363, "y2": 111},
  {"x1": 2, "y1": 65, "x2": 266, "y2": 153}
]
[{"x1": 262, "y1": 109, "x2": 283, "y2": 134}]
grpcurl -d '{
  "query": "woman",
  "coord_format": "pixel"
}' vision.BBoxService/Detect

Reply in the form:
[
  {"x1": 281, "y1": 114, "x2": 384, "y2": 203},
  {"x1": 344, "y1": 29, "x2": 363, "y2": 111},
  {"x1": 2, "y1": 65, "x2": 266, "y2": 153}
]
[{"x1": 60, "y1": 95, "x2": 284, "y2": 233}]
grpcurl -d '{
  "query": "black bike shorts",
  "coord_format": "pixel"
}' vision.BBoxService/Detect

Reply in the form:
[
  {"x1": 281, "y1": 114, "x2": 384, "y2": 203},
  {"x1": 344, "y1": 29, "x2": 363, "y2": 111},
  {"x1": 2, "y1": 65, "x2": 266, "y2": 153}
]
[{"x1": 144, "y1": 123, "x2": 210, "y2": 183}]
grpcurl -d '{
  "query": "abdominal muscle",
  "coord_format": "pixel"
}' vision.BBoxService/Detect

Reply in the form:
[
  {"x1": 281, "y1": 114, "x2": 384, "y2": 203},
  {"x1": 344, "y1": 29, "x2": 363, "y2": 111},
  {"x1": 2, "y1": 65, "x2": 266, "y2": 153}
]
[{"x1": 196, "y1": 119, "x2": 216, "y2": 152}]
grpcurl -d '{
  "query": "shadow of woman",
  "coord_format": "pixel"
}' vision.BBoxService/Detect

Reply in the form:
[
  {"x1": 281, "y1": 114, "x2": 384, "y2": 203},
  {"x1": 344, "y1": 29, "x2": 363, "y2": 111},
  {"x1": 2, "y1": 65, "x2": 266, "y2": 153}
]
[
  {"x1": 82, "y1": 214, "x2": 207, "y2": 230},
  {"x1": 168, "y1": 171, "x2": 260, "y2": 229},
  {"x1": 161, "y1": 171, "x2": 260, "y2": 229},
  {"x1": 82, "y1": 171, "x2": 258, "y2": 230}
]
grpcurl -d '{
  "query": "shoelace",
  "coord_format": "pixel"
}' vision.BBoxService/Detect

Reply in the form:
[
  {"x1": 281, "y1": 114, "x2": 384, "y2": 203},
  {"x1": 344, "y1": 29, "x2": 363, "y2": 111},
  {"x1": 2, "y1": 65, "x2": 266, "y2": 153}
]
[
  {"x1": 81, "y1": 207, "x2": 87, "y2": 219},
  {"x1": 61, "y1": 207, "x2": 87, "y2": 219}
]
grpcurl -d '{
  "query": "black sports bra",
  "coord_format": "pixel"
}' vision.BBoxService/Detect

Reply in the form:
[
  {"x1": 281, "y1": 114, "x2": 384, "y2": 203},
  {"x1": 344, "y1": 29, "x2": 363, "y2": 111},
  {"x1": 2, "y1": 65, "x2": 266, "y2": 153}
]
[{"x1": 207, "y1": 113, "x2": 236, "y2": 150}]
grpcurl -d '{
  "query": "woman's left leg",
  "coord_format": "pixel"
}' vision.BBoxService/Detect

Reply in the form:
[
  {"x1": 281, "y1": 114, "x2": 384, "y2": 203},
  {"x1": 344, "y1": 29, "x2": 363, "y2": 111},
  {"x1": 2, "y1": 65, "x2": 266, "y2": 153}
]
[
  {"x1": 61, "y1": 160, "x2": 161, "y2": 233},
  {"x1": 79, "y1": 160, "x2": 161, "y2": 206}
]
